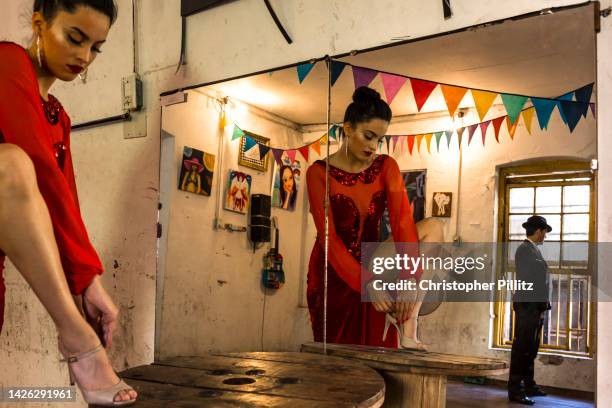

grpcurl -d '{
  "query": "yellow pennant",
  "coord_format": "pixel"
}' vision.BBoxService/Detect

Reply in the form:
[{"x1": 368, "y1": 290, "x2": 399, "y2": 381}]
[
  {"x1": 424, "y1": 133, "x2": 434, "y2": 154},
  {"x1": 522, "y1": 107, "x2": 535, "y2": 135},
  {"x1": 320, "y1": 134, "x2": 328, "y2": 145},
  {"x1": 416, "y1": 134, "x2": 424, "y2": 153},
  {"x1": 471, "y1": 90, "x2": 498, "y2": 121},
  {"x1": 506, "y1": 115, "x2": 518, "y2": 140}
]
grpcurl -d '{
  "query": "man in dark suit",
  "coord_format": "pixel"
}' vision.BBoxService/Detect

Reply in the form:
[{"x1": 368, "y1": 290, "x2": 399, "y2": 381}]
[{"x1": 508, "y1": 215, "x2": 552, "y2": 405}]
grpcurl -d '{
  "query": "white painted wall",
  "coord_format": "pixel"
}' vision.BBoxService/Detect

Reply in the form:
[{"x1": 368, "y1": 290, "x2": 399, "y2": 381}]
[{"x1": 2, "y1": 0, "x2": 606, "y2": 405}]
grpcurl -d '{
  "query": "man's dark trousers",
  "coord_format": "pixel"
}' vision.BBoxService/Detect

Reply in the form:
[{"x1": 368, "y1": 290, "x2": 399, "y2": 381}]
[{"x1": 508, "y1": 302, "x2": 544, "y2": 393}]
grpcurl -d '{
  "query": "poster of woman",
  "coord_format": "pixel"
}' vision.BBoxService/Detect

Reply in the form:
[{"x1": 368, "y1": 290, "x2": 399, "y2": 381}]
[
  {"x1": 224, "y1": 170, "x2": 252, "y2": 214},
  {"x1": 178, "y1": 146, "x2": 215, "y2": 196},
  {"x1": 271, "y1": 158, "x2": 300, "y2": 211}
]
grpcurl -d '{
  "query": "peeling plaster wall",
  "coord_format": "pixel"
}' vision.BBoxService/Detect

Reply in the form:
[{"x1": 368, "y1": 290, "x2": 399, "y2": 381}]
[{"x1": 388, "y1": 105, "x2": 596, "y2": 391}]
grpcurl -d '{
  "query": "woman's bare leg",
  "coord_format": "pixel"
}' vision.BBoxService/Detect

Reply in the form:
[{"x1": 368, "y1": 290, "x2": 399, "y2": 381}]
[{"x1": 0, "y1": 144, "x2": 135, "y2": 402}]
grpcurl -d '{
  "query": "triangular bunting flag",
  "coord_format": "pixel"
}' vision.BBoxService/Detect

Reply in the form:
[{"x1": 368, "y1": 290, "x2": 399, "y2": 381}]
[
  {"x1": 258, "y1": 144, "x2": 270, "y2": 160},
  {"x1": 480, "y1": 120, "x2": 491, "y2": 146},
  {"x1": 501, "y1": 94, "x2": 528, "y2": 124},
  {"x1": 415, "y1": 134, "x2": 424, "y2": 153},
  {"x1": 407, "y1": 135, "x2": 416, "y2": 155},
  {"x1": 492, "y1": 116, "x2": 505, "y2": 143},
  {"x1": 574, "y1": 84, "x2": 594, "y2": 103},
  {"x1": 330, "y1": 61, "x2": 346, "y2": 87},
  {"x1": 467, "y1": 124, "x2": 478, "y2": 145},
  {"x1": 320, "y1": 134, "x2": 328, "y2": 145},
  {"x1": 286, "y1": 149, "x2": 297, "y2": 162},
  {"x1": 531, "y1": 98, "x2": 556, "y2": 130},
  {"x1": 590, "y1": 103, "x2": 596, "y2": 119},
  {"x1": 522, "y1": 108, "x2": 535, "y2": 135},
  {"x1": 456, "y1": 127, "x2": 465, "y2": 149},
  {"x1": 556, "y1": 92, "x2": 573, "y2": 124},
  {"x1": 507, "y1": 116, "x2": 518, "y2": 140},
  {"x1": 434, "y1": 132, "x2": 444, "y2": 152},
  {"x1": 272, "y1": 148, "x2": 284, "y2": 165},
  {"x1": 410, "y1": 78, "x2": 438, "y2": 111},
  {"x1": 445, "y1": 130, "x2": 454, "y2": 149},
  {"x1": 298, "y1": 146, "x2": 310, "y2": 162},
  {"x1": 440, "y1": 85, "x2": 468, "y2": 118},
  {"x1": 352, "y1": 66, "x2": 378, "y2": 89},
  {"x1": 380, "y1": 73, "x2": 407, "y2": 105},
  {"x1": 329, "y1": 125, "x2": 338, "y2": 140},
  {"x1": 471, "y1": 90, "x2": 498, "y2": 121},
  {"x1": 392, "y1": 136, "x2": 400, "y2": 153},
  {"x1": 244, "y1": 135, "x2": 257, "y2": 151},
  {"x1": 310, "y1": 140, "x2": 321, "y2": 156},
  {"x1": 559, "y1": 100, "x2": 587, "y2": 133},
  {"x1": 297, "y1": 63, "x2": 315, "y2": 84},
  {"x1": 232, "y1": 125, "x2": 245, "y2": 140},
  {"x1": 385, "y1": 135, "x2": 392, "y2": 153},
  {"x1": 424, "y1": 133, "x2": 434, "y2": 154}
]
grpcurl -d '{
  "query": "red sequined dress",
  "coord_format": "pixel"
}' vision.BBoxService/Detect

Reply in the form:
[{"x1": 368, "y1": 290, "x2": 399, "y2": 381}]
[
  {"x1": 306, "y1": 154, "x2": 420, "y2": 347},
  {"x1": 0, "y1": 42, "x2": 103, "y2": 332}
]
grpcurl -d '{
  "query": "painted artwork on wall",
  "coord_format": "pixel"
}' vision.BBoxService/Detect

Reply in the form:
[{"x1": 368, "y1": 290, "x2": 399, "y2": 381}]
[
  {"x1": 380, "y1": 170, "x2": 427, "y2": 240},
  {"x1": 178, "y1": 146, "x2": 215, "y2": 196},
  {"x1": 432, "y1": 192, "x2": 452, "y2": 217},
  {"x1": 271, "y1": 157, "x2": 301, "y2": 211},
  {"x1": 224, "y1": 170, "x2": 252, "y2": 214},
  {"x1": 238, "y1": 131, "x2": 270, "y2": 172}
]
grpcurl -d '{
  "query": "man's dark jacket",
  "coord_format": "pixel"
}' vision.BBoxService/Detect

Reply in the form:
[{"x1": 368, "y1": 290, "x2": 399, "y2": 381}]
[{"x1": 513, "y1": 239, "x2": 551, "y2": 312}]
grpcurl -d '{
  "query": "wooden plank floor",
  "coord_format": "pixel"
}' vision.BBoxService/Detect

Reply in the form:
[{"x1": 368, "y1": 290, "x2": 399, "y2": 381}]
[{"x1": 446, "y1": 380, "x2": 594, "y2": 408}]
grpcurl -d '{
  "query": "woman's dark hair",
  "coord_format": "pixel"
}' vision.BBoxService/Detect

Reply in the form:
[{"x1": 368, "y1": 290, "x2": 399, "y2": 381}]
[
  {"x1": 34, "y1": 0, "x2": 118, "y2": 25},
  {"x1": 279, "y1": 165, "x2": 297, "y2": 209},
  {"x1": 343, "y1": 86, "x2": 392, "y2": 126}
]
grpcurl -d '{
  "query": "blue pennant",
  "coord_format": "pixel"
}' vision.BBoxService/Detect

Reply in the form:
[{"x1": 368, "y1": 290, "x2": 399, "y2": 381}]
[
  {"x1": 531, "y1": 98, "x2": 556, "y2": 130},
  {"x1": 297, "y1": 63, "x2": 315, "y2": 84},
  {"x1": 385, "y1": 135, "x2": 392, "y2": 153},
  {"x1": 244, "y1": 136, "x2": 257, "y2": 151},
  {"x1": 574, "y1": 83, "x2": 594, "y2": 118},
  {"x1": 329, "y1": 125, "x2": 338, "y2": 140},
  {"x1": 445, "y1": 130, "x2": 453, "y2": 149},
  {"x1": 258, "y1": 144, "x2": 270, "y2": 160},
  {"x1": 559, "y1": 100, "x2": 586, "y2": 133},
  {"x1": 555, "y1": 92, "x2": 573, "y2": 124},
  {"x1": 331, "y1": 61, "x2": 346, "y2": 87}
]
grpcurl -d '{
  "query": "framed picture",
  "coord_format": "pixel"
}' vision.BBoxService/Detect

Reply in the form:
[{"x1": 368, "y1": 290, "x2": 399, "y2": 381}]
[
  {"x1": 271, "y1": 156, "x2": 301, "y2": 211},
  {"x1": 380, "y1": 170, "x2": 426, "y2": 240},
  {"x1": 224, "y1": 170, "x2": 252, "y2": 214},
  {"x1": 238, "y1": 131, "x2": 270, "y2": 172},
  {"x1": 432, "y1": 192, "x2": 452, "y2": 217},
  {"x1": 178, "y1": 146, "x2": 215, "y2": 196}
]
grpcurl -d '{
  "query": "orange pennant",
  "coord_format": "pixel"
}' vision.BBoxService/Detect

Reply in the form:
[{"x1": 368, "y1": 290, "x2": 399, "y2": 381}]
[
  {"x1": 440, "y1": 85, "x2": 468, "y2": 118},
  {"x1": 471, "y1": 90, "x2": 498, "y2": 121},
  {"x1": 506, "y1": 116, "x2": 518, "y2": 140},
  {"x1": 522, "y1": 107, "x2": 535, "y2": 135},
  {"x1": 424, "y1": 133, "x2": 434, "y2": 154},
  {"x1": 310, "y1": 140, "x2": 321, "y2": 156},
  {"x1": 416, "y1": 134, "x2": 424, "y2": 153}
]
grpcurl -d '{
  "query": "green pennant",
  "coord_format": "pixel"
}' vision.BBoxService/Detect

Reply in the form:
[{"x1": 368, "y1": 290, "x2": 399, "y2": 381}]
[
  {"x1": 501, "y1": 94, "x2": 528, "y2": 125},
  {"x1": 232, "y1": 125, "x2": 245, "y2": 141},
  {"x1": 329, "y1": 125, "x2": 337, "y2": 140},
  {"x1": 434, "y1": 131, "x2": 444, "y2": 152}
]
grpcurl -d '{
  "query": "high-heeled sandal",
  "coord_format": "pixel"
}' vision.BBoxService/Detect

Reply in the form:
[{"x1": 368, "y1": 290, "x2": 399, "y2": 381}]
[
  {"x1": 382, "y1": 314, "x2": 428, "y2": 351},
  {"x1": 59, "y1": 343, "x2": 137, "y2": 406}
]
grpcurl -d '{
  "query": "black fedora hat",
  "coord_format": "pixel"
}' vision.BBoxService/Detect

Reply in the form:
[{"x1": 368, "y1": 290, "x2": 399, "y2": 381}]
[{"x1": 522, "y1": 215, "x2": 552, "y2": 232}]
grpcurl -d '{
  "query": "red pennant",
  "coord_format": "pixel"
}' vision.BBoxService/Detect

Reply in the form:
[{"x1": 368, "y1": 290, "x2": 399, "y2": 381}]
[
  {"x1": 407, "y1": 135, "x2": 416, "y2": 155},
  {"x1": 410, "y1": 78, "x2": 438, "y2": 111},
  {"x1": 286, "y1": 149, "x2": 297, "y2": 162},
  {"x1": 480, "y1": 120, "x2": 491, "y2": 146},
  {"x1": 467, "y1": 124, "x2": 478, "y2": 145},
  {"x1": 492, "y1": 116, "x2": 505, "y2": 143},
  {"x1": 298, "y1": 146, "x2": 310, "y2": 162}
]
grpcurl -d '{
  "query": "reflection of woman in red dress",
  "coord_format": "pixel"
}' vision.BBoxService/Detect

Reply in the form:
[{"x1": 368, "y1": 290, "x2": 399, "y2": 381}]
[
  {"x1": 306, "y1": 87, "x2": 425, "y2": 349},
  {"x1": 0, "y1": 1, "x2": 136, "y2": 405}
]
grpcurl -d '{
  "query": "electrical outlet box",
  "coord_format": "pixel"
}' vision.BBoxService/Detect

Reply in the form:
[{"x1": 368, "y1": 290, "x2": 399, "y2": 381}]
[{"x1": 122, "y1": 73, "x2": 143, "y2": 111}]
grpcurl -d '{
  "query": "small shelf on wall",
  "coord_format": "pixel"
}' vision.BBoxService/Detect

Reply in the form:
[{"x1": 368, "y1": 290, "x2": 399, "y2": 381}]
[{"x1": 181, "y1": 0, "x2": 237, "y2": 17}]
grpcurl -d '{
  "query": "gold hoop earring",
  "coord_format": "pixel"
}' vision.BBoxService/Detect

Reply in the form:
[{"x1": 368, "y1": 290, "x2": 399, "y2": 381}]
[
  {"x1": 36, "y1": 34, "x2": 43, "y2": 68},
  {"x1": 344, "y1": 136, "x2": 350, "y2": 158}
]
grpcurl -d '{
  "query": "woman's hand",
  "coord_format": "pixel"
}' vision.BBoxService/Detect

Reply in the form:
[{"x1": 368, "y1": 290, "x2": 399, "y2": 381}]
[
  {"x1": 82, "y1": 275, "x2": 119, "y2": 348},
  {"x1": 366, "y1": 281, "x2": 393, "y2": 313},
  {"x1": 393, "y1": 288, "x2": 416, "y2": 323}
]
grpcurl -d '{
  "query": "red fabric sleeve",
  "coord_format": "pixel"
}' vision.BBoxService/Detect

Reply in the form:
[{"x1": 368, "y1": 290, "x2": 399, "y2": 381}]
[
  {"x1": 0, "y1": 42, "x2": 102, "y2": 294},
  {"x1": 383, "y1": 156, "x2": 421, "y2": 280},
  {"x1": 307, "y1": 164, "x2": 364, "y2": 293}
]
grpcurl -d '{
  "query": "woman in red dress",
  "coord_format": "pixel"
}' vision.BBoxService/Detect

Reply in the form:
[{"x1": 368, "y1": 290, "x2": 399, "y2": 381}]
[
  {"x1": 306, "y1": 87, "x2": 426, "y2": 349},
  {"x1": 0, "y1": 1, "x2": 136, "y2": 405}
]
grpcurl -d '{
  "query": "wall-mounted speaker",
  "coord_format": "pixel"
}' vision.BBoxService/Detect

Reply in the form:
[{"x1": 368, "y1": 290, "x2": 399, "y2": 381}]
[{"x1": 249, "y1": 194, "x2": 271, "y2": 244}]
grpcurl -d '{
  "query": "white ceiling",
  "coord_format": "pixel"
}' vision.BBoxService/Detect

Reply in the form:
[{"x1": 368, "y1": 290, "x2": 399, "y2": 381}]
[{"x1": 206, "y1": 4, "x2": 595, "y2": 126}]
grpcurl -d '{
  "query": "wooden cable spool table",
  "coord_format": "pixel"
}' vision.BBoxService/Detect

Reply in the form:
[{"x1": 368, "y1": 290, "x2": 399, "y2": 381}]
[
  {"x1": 301, "y1": 342, "x2": 509, "y2": 408},
  {"x1": 106, "y1": 352, "x2": 385, "y2": 407}
]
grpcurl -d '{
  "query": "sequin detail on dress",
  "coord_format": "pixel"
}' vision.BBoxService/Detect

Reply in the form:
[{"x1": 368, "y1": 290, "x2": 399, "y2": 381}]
[
  {"x1": 41, "y1": 94, "x2": 62, "y2": 125},
  {"x1": 316, "y1": 155, "x2": 387, "y2": 186}
]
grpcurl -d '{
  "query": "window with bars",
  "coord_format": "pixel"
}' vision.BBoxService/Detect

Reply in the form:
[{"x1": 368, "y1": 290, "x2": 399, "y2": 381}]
[{"x1": 493, "y1": 161, "x2": 595, "y2": 357}]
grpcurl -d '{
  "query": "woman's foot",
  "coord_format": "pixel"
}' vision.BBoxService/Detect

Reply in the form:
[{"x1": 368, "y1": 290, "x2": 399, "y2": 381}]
[
  {"x1": 399, "y1": 316, "x2": 428, "y2": 351},
  {"x1": 59, "y1": 330, "x2": 137, "y2": 405}
]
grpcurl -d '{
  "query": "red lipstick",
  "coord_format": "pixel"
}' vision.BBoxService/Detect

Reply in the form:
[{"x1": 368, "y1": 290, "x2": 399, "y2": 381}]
[
  {"x1": 363, "y1": 151, "x2": 373, "y2": 157},
  {"x1": 67, "y1": 65, "x2": 84, "y2": 74}
]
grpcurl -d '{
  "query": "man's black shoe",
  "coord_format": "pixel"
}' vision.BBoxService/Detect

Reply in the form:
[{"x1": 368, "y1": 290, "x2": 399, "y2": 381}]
[
  {"x1": 526, "y1": 386, "x2": 547, "y2": 397},
  {"x1": 508, "y1": 393, "x2": 535, "y2": 405}
]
